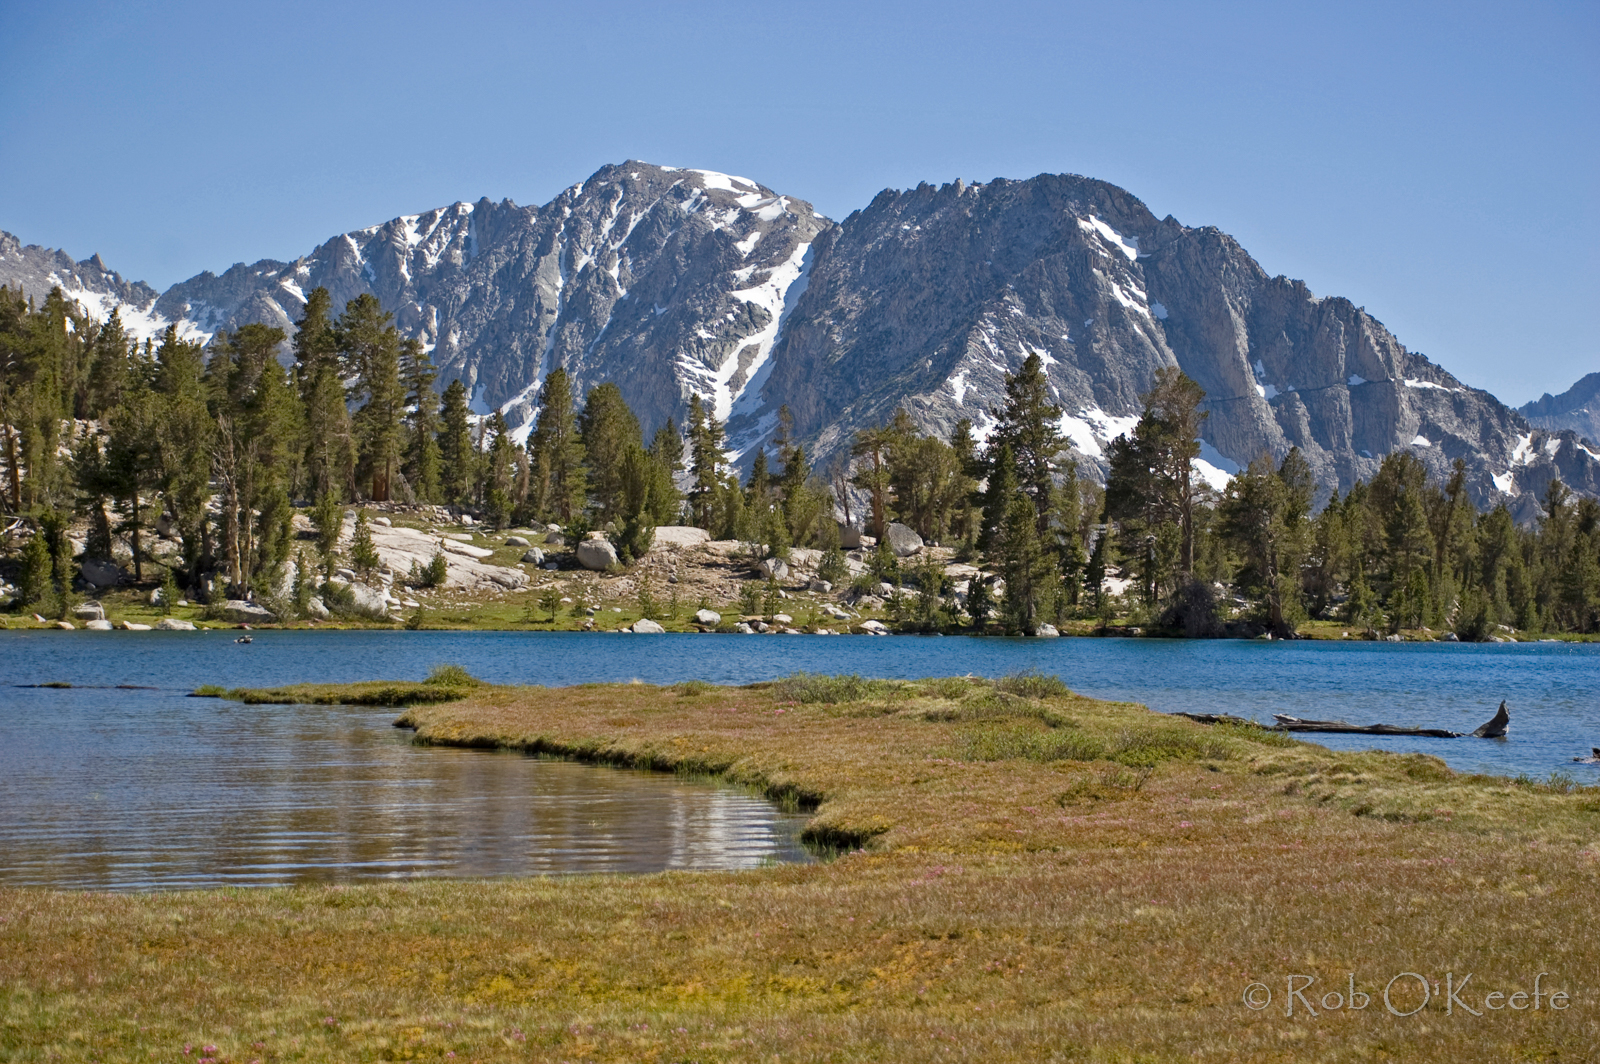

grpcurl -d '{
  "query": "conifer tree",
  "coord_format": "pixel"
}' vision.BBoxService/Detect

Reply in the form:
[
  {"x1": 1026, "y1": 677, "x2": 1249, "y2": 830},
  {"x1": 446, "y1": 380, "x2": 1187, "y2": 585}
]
[
  {"x1": 295, "y1": 288, "x2": 354, "y2": 500},
  {"x1": 437, "y1": 379, "x2": 476, "y2": 505},
  {"x1": 576, "y1": 381, "x2": 641, "y2": 520},
  {"x1": 338, "y1": 294, "x2": 405, "y2": 501},
  {"x1": 686, "y1": 394, "x2": 725, "y2": 529},
  {"x1": 401, "y1": 338, "x2": 441, "y2": 503},
  {"x1": 526, "y1": 367, "x2": 586, "y2": 522}
]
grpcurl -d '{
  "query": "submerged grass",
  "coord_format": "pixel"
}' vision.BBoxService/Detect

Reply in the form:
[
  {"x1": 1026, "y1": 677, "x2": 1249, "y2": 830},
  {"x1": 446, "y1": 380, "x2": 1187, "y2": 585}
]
[{"x1": 5, "y1": 671, "x2": 1596, "y2": 1062}]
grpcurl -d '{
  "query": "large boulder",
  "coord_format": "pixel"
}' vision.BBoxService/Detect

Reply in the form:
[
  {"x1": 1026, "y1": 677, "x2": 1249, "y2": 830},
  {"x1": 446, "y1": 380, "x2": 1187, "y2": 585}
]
[
  {"x1": 155, "y1": 618, "x2": 196, "y2": 630},
  {"x1": 80, "y1": 558, "x2": 126, "y2": 588},
  {"x1": 325, "y1": 579, "x2": 390, "y2": 619},
  {"x1": 884, "y1": 522, "x2": 924, "y2": 557},
  {"x1": 631, "y1": 618, "x2": 666, "y2": 634},
  {"x1": 758, "y1": 557, "x2": 789, "y2": 581},
  {"x1": 838, "y1": 523, "x2": 865, "y2": 549},
  {"x1": 84, "y1": 619, "x2": 114, "y2": 630},
  {"x1": 520, "y1": 548, "x2": 545, "y2": 565},
  {"x1": 120, "y1": 621, "x2": 152, "y2": 631},
  {"x1": 1034, "y1": 623, "x2": 1061, "y2": 638},
  {"x1": 693, "y1": 608, "x2": 722, "y2": 627},
  {"x1": 221, "y1": 600, "x2": 278, "y2": 625},
  {"x1": 858, "y1": 619, "x2": 890, "y2": 635},
  {"x1": 305, "y1": 596, "x2": 331, "y2": 620},
  {"x1": 650, "y1": 526, "x2": 711, "y2": 551},
  {"x1": 505, "y1": 535, "x2": 531, "y2": 547},
  {"x1": 73, "y1": 602, "x2": 105, "y2": 621},
  {"x1": 576, "y1": 537, "x2": 619, "y2": 571}
]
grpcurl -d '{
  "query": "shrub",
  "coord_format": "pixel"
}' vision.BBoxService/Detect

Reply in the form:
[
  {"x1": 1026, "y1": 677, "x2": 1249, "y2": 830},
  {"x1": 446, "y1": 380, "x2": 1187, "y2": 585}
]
[
  {"x1": 772, "y1": 673, "x2": 907, "y2": 704},
  {"x1": 817, "y1": 548, "x2": 848, "y2": 586},
  {"x1": 993, "y1": 670, "x2": 1071, "y2": 700},
  {"x1": 425, "y1": 664, "x2": 481, "y2": 688},
  {"x1": 350, "y1": 511, "x2": 380, "y2": 573}
]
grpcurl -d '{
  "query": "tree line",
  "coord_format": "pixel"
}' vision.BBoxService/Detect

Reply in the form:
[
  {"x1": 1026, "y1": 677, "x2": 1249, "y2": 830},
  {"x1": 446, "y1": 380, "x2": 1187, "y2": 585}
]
[{"x1": 2, "y1": 283, "x2": 1597, "y2": 638}]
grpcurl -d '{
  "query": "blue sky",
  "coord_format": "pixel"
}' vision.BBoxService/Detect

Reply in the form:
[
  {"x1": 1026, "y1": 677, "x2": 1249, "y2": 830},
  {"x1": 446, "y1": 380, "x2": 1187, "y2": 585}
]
[{"x1": 1, "y1": 0, "x2": 1594, "y2": 405}]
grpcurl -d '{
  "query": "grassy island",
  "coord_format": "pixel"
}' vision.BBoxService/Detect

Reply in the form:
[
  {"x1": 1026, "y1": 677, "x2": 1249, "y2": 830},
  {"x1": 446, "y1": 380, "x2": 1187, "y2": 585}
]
[{"x1": 2, "y1": 675, "x2": 1595, "y2": 1062}]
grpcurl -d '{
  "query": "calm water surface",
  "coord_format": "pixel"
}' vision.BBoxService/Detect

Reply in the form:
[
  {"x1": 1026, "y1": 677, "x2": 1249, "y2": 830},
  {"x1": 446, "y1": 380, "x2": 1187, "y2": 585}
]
[{"x1": 3, "y1": 631, "x2": 1597, "y2": 890}]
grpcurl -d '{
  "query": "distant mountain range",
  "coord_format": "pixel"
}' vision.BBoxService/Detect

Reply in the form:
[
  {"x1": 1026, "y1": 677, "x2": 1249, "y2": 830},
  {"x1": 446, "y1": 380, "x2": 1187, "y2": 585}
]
[{"x1": 4, "y1": 161, "x2": 1596, "y2": 513}]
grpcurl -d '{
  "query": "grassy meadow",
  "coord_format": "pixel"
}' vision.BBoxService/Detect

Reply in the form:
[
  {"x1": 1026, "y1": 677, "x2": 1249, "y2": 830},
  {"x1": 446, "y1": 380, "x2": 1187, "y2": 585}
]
[{"x1": 2, "y1": 674, "x2": 1596, "y2": 1062}]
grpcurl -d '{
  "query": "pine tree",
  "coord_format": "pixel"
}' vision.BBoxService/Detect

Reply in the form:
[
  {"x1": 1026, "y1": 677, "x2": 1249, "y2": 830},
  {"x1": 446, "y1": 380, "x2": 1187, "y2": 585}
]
[
  {"x1": 526, "y1": 367, "x2": 586, "y2": 522},
  {"x1": 686, "y1": 394, "x2": 725, "y2": 529},
  {"x1": 576, "y1": 381, "x2": 641, "y2": 520},
  {"x1": 401, "y1": 338, "x2": 441, "y2": 503},
  {"x1": 296, "y1": 289, "x2": 354, "y2": 500},
  {"x1": 438, "y1": 379, "x2": 476, "y2": 506},
  {"x1": 337, "y1": 294, "x2": 405, "y2": 501},
  {"x1": 986, "y1": 354, "x2": 1064, "y2": 532},
  {"x1": 483, "y1": 411, "x2": 516, "y2": 528}
]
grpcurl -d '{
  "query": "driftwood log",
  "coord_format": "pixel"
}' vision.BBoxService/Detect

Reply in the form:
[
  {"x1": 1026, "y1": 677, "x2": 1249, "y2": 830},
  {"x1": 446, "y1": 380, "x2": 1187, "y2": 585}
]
[
  {"x1": 1471, "y1": 700, "x2": 1511, "y2": 738},
  {"x1": 1177, "y1": 703, "x2": 1512, "y2": 740}
]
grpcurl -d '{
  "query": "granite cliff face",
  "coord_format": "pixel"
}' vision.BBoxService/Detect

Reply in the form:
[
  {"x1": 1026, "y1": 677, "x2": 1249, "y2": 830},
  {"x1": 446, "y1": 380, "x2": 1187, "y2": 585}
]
[{"x1": 3, "y1": 163, "x2": 1593, "y2": 511}]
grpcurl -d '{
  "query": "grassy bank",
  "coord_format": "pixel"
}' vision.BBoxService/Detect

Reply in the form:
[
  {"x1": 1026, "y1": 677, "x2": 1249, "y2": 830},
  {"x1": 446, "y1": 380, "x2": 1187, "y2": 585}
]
[{"x1": 2, "y1": 676, "x2": 1596, "y2": 1061}]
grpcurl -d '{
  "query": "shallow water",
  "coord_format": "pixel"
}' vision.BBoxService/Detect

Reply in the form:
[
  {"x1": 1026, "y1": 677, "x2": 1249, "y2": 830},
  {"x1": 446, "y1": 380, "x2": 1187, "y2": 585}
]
[{"x1": 3, "y1": 630, "x2": 1597, "y2": 890}]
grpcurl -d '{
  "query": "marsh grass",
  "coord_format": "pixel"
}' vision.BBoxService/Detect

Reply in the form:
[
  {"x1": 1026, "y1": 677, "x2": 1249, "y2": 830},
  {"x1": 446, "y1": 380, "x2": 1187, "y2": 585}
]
[
  {"x1": 6, "y1": 673, "x2": 1596, "y2": 1062},
  {"x1": 223, "y1": 664, "x2": 484, "y2": 706}
]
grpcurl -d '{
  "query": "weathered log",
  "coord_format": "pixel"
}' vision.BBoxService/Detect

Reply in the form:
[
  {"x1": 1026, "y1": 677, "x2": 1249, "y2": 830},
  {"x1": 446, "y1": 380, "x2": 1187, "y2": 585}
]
[
  {"x1": 1471, "y1": 700, "x2": 1511, "y2": 739},
  {"x1": 1174, "y1": 712, "x2": 1259, "y2": 727},
  {"x1": 1271, "y1": 714, "x2": 1465, "y2": 738}
]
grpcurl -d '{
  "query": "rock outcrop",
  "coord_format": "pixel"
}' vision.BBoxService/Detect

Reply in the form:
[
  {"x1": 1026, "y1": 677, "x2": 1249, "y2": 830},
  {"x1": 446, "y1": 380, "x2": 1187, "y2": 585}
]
[{"x1": 1520, "y1": 373, "x2": 1600, "y2": 445}]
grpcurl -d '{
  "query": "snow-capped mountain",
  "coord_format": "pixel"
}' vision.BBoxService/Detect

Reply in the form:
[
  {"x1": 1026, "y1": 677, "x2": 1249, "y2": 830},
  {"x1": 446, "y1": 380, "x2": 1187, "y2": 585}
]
[{"x1": 3, "y1": 162, "x2": 1594, "y2": 510}]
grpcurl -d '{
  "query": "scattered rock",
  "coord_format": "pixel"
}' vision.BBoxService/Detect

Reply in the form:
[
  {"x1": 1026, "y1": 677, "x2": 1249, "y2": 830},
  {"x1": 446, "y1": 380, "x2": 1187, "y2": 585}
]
[
  {"x1": 808, "y1": 579, "x2": 833, "y2": 593},
  {"x1": 84, "y1": 619, "x2": 114, "y2": 630},
  {"x1": 373, "y1": 516, "x2": 392, "y2": 527},
  {"x1": 544, "y1": 532, "x2": 566, "y2": 547},
  {"x1": 505, "y1": 536, "x2": 530, "y2": 547},
  {"x1": 55, "y1": 620, "x2": 75, "y2": 630},
  {"x1": 758, "y1": 557, "x2": 789, "y2": 581},
  {"x1": 305, "y1": 596, "x2": 330, "y2": 620},
  {"x1": 73, "y1": 602, "x2": 105, "y2": 621},
  {"x1": 521, "y1": 548, "x2": 545, "y2": 565},
  {"x1": 221, "y1": 600, "x2": 278, "y2": 625},
  {"x1": 631, "y1": 618, "x2": 666, "y2": 634},
  {"x1": 735, "y1": 622, "x2": 755, "y2": 634},
  {"x1": 773, "y1": 613, "x2": 793, "y2": 624},
  {"x1": 1035, "y1": 623, "x2": 1061, "y2": 638},
  {"x1": 858, "y1": 619, "x2": 889, "y2": 635},
  {"x1": 694, "y1": 609, "x2": 722, "y2": 627},
  {"x1": 155, "y1": 618, "x2": 197, "y2": 630},
  {"x1": 576, "y1": 538, "x2": 619, "y2": 571},
  {"x1": 148, "y1": 588, "x2": 166, "y2": 606},
  {"x1": 120, "y1": 621, "x2": 152, "y2": 631},
  {"x1": 838, "y1": 523, "x2": 864, "y2": 549},
  {"x1": 884, "y1": 522, "x2": 924, "y2": 557}
]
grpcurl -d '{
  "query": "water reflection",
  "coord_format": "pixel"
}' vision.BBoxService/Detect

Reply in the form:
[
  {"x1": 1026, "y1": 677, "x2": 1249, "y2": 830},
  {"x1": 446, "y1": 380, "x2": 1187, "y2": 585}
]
[{"x1": 0, "y1": 692, "x2": 812, "y2": 891}]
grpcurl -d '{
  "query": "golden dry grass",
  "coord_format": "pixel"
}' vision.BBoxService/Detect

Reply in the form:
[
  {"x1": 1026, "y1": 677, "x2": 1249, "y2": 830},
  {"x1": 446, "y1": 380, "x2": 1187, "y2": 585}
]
[{"x1": 2, "y1": 675, "x2": 1596, "y2": 1062}]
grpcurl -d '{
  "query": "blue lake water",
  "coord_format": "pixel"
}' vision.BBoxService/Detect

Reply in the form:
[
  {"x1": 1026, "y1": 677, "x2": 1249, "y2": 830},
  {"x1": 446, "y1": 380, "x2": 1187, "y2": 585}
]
[{"x1": 3, "y1": 630, "x2": 1597, "y2": 890}]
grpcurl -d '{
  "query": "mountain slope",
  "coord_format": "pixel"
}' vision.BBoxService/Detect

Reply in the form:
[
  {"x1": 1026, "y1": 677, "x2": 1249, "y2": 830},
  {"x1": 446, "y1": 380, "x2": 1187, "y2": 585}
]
[{"x1": 3, "y1": 162, "x2": 1593, "y2": 511}]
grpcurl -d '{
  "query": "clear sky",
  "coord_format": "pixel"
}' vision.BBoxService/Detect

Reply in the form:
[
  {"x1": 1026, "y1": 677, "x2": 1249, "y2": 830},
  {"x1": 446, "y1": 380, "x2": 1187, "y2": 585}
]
[{"x1": 1, "y1": 0, "x2": 1593, "y2": 405}]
